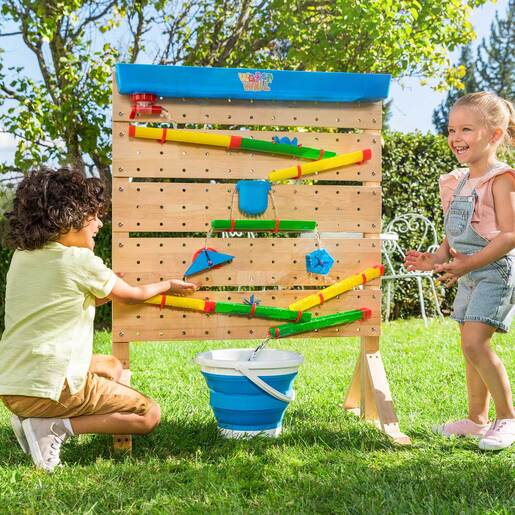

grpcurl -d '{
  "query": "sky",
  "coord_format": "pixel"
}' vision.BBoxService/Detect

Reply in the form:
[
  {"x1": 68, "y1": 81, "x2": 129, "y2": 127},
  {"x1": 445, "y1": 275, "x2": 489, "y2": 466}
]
[
  {"x1": 0, "y1": 0, "x2": 509, "y2": 165},
  {"x1": 389, "y1": 0, "x2": 508, "y2": 132}
]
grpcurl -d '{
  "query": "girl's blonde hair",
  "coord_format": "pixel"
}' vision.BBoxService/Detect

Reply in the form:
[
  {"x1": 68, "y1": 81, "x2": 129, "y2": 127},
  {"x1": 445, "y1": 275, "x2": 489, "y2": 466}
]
[{"x1": 453, "y1": 92, "x2": 515, "y2": 148}]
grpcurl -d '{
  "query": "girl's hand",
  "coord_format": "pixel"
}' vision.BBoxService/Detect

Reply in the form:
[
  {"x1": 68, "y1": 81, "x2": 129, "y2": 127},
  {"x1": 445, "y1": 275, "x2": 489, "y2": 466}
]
[
  {"x1": 404, "y1": 250, "x2": 435, "y2": 272},
  {"x1": 168, "y1": 279, "x2": 198, "y2": 296},
  {"x1": 434, "y1": 247, "x2": 473, "y2": 279},
  {"x1": 435, "y1": 271, "x2": 459, "y2": 288}
]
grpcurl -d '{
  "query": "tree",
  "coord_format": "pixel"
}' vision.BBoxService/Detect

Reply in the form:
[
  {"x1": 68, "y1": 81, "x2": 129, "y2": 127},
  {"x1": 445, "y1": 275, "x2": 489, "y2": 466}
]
[
  {"x1": 432, "y1": 0, "x2": 514, "y2": 133},
  {"x1": 0, "y1": 0, "x2": 489, "y2": 183},
  {"x1": 476, "y1": 0, "x2": 514, "y2": 99},
  {"x1": 432, "y1": 45, "x2": 480, "y2": 134}
]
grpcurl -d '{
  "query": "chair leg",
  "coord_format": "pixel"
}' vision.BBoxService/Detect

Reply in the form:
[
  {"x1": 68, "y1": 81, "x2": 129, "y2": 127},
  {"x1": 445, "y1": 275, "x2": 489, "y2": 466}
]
[
  {"x1": 416, "y1": 277, "x2": 428, "y2": 326},
  {"x1": 428, "y1": 277, "x2": 444, "y2": 320},
  {"x1": 385, "y1": 280, "x2": 393, "y2": 322}
]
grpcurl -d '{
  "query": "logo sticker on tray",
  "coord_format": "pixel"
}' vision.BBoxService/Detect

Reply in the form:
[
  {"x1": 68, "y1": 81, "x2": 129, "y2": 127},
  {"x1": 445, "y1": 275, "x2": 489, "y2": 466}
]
[{"x1": 238, "y1": 71, "x2": 273, "y2": 92}]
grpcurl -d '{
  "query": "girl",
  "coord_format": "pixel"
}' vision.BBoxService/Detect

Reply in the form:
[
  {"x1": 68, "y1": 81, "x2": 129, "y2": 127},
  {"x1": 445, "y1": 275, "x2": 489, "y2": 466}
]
[
  {"x1": 405, "y1": 92, "x2": 515, "y2": 451},
  {"x1": 0, "y1": 167, "x2": 197, "y2": 471}
]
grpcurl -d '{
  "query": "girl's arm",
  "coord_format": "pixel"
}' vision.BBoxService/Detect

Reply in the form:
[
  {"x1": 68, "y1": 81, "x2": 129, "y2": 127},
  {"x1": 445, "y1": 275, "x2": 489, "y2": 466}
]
[
  {"x1": 469, "y1": 173, "x2": 515, "y2": 267},
  {"x1": 435, "y1": 173, "x2": 515, "y2": 278},
  {"x1": 105, "y1": 277, "x2": 198, "y2": 305}
]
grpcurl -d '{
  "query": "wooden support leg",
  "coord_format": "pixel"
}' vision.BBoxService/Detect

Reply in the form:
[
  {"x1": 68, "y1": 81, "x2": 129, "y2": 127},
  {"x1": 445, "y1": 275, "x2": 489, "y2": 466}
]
[
  {"x1": 112, "y1": 341, "x2": 132, "y2": 452},
  {"x1": 343, "y1": 336, "x2": 411, "y2": 445}
]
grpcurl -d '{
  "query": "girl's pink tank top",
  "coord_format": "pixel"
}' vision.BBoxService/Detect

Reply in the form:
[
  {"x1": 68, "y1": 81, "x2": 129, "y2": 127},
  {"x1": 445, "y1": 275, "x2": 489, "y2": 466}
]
[{"x1": 439, "y1": 163, "x2": 515, "y2": 241}]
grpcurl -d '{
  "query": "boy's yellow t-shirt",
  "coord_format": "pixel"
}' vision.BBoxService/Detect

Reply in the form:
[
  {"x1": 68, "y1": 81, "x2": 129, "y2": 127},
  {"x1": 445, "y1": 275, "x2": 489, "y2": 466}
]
[{"x1": 0, "y1": 242, "x2": 117, "y2": 401}]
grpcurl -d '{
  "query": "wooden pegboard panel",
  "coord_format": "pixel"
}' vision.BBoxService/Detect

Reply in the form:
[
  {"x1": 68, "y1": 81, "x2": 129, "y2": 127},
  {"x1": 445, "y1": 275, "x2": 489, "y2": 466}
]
[
  {"x1": 113, "y1": 95, "x2": 382, "y2": 129},
  {"x1": 112, "y1": 289, "x2": 381, "y2": 342},
  {"x1": 112, "y1": 124, "x2": 381, "y2": 181},
  {"x1": 112, "y1": 180, "x2": 380, "y2": 233},
  {"x1": 113, "y1": 236, "x2": 381, "y2": 288},
  {"x1": 109, "y1": 73, "x2": 414, "y2": 446}
]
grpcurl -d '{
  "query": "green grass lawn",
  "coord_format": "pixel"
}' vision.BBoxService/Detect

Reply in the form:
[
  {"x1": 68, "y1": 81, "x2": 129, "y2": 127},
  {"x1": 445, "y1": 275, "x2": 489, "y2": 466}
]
[{"x1": 1, "y1": 318, "x2": 514, "y2": 514}]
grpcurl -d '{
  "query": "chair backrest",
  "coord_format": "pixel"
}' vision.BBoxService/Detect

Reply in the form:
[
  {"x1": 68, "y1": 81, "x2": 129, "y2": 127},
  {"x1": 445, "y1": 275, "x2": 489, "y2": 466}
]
[{"x1": 382, "y1": 213, "x2": 440, "y2": 276}]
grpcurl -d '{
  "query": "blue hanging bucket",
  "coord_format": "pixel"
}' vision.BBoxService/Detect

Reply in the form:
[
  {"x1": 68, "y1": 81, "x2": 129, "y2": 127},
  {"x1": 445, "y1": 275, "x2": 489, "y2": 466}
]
[
  {"x1": 195, "y1": 348, "x2": 303, "y2": 438},
  {"x1": 236, "y1": 180, "x2": 271, "y2": 216}
]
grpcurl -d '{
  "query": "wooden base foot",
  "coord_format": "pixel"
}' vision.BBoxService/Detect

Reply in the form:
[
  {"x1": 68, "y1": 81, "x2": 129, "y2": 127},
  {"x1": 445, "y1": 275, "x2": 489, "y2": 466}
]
[
  {"x1": 343, "y1": 336, "x2": 411, "y2": 445},
  {"x1": 112, "y1": 342, "x2": 133, "y2": 452}
]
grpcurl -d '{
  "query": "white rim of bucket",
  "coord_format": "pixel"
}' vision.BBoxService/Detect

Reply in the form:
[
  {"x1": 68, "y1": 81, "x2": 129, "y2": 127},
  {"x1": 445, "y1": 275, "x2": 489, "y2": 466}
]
[
  {"x1": 194, "y1": 348, "x2": 303, "y2": 370},
  {"x1": 195, "y1": 348, "x2": 303, "y2": 403}
]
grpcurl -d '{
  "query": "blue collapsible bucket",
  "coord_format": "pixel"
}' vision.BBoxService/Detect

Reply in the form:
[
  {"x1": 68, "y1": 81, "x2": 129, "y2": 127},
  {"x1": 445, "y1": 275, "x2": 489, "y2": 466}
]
[{"x1": 195, "y1": 348, "x2": 303, "y2": 438}]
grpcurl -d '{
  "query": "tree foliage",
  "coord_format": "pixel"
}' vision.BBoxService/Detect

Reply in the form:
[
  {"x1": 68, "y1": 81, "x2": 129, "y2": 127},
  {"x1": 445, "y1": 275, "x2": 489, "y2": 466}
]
[
  {"x1": 432, "y1": 46, "x2": 480, "y2": 134},
  {"x1": 0, "y1": 0, "x2": 488, "y2": 180},
  {"x1": 432, "y1": 0, "x2": 514, "y2": 134}
]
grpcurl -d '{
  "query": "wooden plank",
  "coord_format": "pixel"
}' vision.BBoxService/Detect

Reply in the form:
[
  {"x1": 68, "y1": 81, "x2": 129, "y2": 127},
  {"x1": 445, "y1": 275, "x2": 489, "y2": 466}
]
[
  {"x1": 112, "y1": 342, "x2": 132, "y2": 450},
  {"x1": 112, "y1": 92, "x2": 382, "y2": 129},
  {"x1": 112, "y1": 236, "x2": 381, "y2": 287},
  {"x1": 365, "y1": 347, "x2": 411, "y2": 445},
  {"x1": 112, "y1": 289, "x2": 380, "y2": 341},
  {"x1": 112, "y1": 180, "x2": 381, "y2": 233},
  {"x1": 112, "y1": 124, "x2": 381, "y2": 181}
]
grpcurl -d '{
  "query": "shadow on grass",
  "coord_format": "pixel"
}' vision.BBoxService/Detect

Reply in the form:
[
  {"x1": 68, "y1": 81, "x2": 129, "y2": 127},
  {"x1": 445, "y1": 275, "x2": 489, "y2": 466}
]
[{"x1": 0, "y1": 412, "x2": 489, "y2": 468}]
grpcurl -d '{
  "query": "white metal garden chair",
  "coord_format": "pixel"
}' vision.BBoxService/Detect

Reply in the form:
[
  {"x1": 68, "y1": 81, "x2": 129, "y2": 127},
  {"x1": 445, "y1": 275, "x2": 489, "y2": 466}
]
[{"x1": 382, "y1": 213, "x2": 444, "y2": 326}]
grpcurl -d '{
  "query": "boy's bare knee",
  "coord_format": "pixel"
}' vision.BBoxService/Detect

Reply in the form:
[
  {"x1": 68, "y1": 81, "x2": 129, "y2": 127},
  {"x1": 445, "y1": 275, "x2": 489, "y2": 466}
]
[
  {"x1": 139, "y1": 403, "x2": 161, "y2": 434},
  {"x1": 110, "y1": 357, "x2": 124, "y2": 381}
]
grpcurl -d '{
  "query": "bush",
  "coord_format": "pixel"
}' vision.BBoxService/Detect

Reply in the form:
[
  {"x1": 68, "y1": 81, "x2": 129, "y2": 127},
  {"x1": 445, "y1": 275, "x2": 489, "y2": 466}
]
[{"x1": 382, "y1": 131, "x2": 457, "y2": 319}]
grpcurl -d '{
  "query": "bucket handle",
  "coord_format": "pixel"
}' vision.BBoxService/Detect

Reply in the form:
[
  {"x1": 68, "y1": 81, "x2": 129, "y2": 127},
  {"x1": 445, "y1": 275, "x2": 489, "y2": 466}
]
[{"x1": 235, "y1": 366, "x2": 294, "y2": 403}]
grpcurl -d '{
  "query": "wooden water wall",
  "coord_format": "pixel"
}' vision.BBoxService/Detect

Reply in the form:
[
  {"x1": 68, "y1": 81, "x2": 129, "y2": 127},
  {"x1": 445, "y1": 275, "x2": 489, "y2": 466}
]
[{"x1": 111, "y1": 79, "x2": 409, "y2": 447}]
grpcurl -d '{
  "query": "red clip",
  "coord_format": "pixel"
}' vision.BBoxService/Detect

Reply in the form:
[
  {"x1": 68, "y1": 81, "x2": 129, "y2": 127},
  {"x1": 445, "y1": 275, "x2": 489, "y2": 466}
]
[
  {"x1": 229, "y1": 135, "x2": 243, "y2": 149},
  {"x1": 359, "y1": 307, "x2": 372, "y2": 321},
  {"x1": 159, "y1": 127, "x2": 168, "y2": 144},
  {"x1": 318, "y1": 149, "x2": 325, "y2": 159},
  {"x1": 249, "y1": 303, "x2": 257, "y2": 318},
  {"x1": 361, "y1": 273, "x2": 368, "y2": 284},
  {"x1": 358, "y1": 148, "x2": 372, "y2": 164},
  {"x1": 295, "y1": 165, "x2": 303, "y2": 179},
  {"x1": 294, "y1": 311, "x2": 303, "y2": 322},
  {"x1": 160, "y1": 294, "x2": 166, "y2": 310},
  {"x1": 374, "y1": 264, "x2": 385, "y2": 276},
  {"x1": 274, "y1": 328, "x2": 280, "y2": 338},
  {"x1": 318, "y1": 293, "x2": 325, "y2": 305},
  {"x1": 229, "y1": 219, "x2": 236, "y2": 233},
  {"x1": 129, "y1": 93, "x2": 165, "y2": 120},
  {"x1": 204, "y1": 300, "x2": 216, "y2": 313},
  {"x1": 273, "y1": 219, "x2": 280, "y2": 233}
]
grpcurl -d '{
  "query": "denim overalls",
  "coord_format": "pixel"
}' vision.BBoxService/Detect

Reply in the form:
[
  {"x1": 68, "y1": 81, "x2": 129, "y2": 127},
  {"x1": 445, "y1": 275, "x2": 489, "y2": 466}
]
[{"x1": 445, "y1": 172, "x2": 515, "y2": 332}]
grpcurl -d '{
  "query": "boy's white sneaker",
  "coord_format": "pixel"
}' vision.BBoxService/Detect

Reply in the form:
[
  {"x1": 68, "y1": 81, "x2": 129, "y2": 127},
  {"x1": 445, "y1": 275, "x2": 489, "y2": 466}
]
[
  {"x1": 478, "y1": 418, "x2": 515, "y2": 451},
  {"x1": 10, "y1": 414, "x2": 29, "y2": 454},
  {"x1": 22, "y1": 418, "x2": 72, "y2": 472}
]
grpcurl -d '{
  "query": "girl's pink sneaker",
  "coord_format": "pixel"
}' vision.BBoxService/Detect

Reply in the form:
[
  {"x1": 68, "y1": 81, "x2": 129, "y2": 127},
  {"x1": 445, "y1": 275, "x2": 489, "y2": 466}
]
[
  {"x1": 432, "y1": 418, "x2": 490, "y2": 438},
  {"x1": 478, "y1": 418, "x2": 515, "y2": 451}
]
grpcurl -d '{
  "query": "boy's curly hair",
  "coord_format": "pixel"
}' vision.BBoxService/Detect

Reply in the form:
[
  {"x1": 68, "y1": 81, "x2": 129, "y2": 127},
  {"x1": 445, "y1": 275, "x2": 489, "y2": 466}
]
[{"x1": 6, "y1": 167, "x2": 106, "y2": 251}]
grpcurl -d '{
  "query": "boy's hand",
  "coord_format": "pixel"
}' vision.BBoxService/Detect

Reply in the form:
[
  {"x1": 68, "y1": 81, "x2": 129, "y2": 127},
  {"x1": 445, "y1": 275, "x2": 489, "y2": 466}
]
[
  {"x1": 434, "y1": 247, "x2": 473, "y2": 284},
  {"x1": 168, "y1": 279, "x2": 198, "y2": 296},
  {"x1": 404, "y1": 250, "x2": 435, "y2": 272}
]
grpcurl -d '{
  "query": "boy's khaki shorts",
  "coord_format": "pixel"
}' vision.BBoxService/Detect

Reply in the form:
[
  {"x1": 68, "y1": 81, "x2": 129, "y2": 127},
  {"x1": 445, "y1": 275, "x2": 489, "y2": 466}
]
[{"x1": 0, "y1": 373, "x2": 155, "y2": 418}]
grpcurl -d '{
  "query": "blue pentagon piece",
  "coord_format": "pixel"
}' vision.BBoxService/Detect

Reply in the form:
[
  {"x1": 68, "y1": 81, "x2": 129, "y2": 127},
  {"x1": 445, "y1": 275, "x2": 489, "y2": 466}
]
[{"x1": 305, "y1": 248, "x2": 335, "y2": 275}]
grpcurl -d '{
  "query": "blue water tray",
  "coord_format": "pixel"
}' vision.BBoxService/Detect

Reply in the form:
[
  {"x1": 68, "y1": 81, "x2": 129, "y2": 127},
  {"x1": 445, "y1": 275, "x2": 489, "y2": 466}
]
[{"x1": 116, "y1": 64, "x2": 391, "y2": 102}]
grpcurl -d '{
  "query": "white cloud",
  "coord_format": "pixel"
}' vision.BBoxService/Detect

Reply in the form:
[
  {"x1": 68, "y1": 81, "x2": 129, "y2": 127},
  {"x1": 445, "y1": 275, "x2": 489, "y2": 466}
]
[{"x1": 0, "y1": 131, "x2": 18, "y2": 152}]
